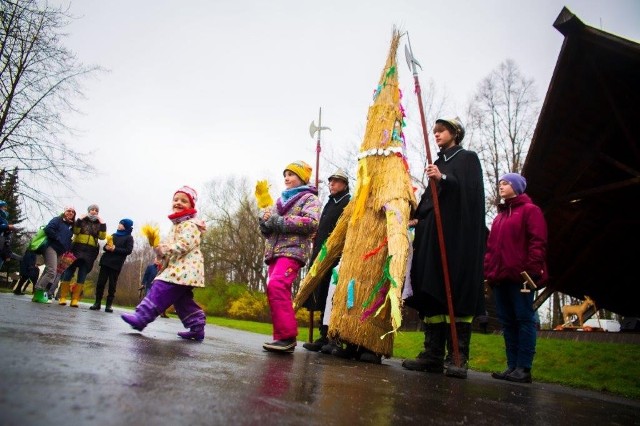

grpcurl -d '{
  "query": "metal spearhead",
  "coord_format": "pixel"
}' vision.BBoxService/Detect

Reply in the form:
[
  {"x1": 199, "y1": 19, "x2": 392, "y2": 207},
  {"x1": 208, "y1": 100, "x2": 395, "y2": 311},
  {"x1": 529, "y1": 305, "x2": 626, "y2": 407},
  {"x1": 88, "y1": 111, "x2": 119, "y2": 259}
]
[{"x1": 404, "y1": 32, "x2": 422, "y2": 75}]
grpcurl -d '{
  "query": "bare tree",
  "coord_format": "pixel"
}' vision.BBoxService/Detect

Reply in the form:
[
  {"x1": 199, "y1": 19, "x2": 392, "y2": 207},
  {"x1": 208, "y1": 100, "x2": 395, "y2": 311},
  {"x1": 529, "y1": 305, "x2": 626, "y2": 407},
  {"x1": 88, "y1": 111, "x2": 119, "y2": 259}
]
[
  {"x1": 466, "y1": 59, "x2": 540, "y2": 220},
  {"x1": 0, "y1": 0, "x2": 102, "y2": 215},
  {"x1": 200, "y1": 176, "x2": 267, "y2": 292}
]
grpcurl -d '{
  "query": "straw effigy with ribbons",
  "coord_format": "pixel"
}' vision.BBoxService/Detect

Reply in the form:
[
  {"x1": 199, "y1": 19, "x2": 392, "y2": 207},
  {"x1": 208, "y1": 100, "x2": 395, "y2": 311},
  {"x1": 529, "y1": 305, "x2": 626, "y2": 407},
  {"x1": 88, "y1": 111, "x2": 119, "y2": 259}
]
[{"x1": 293, "y1": 28, "x2": 416, "y2": 358}]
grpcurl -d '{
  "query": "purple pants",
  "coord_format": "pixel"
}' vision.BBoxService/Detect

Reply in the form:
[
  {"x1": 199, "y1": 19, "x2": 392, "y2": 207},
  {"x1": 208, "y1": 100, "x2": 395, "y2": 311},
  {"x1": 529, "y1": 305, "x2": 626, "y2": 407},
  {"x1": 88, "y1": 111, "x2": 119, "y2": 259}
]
[
  {"x1": 267, "y1": 257, "x2": 301, "y2": 340},
  {"x1": 142, "y1": 280, "x2": 205, "y2": 328}
]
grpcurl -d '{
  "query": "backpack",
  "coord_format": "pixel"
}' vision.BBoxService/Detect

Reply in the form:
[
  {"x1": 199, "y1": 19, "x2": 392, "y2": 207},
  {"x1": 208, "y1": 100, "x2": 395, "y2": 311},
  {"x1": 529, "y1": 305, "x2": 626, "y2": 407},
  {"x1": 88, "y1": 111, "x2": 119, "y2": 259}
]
[{"x1": 28, "y1": 226, "x2": 48, "y2": 252}]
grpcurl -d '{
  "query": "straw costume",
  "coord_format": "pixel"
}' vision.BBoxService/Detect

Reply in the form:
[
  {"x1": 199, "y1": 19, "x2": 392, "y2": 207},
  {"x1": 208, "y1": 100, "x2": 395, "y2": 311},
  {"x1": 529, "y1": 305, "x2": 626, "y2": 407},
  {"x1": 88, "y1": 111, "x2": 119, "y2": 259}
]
[{"x1": 293, "y1": 29, "x2": 416, "y2": 359}]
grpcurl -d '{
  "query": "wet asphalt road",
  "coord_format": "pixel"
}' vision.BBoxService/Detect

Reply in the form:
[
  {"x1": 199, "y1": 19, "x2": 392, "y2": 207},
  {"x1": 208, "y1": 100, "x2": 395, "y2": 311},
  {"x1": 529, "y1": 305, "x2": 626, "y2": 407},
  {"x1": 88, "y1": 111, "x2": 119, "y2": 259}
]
[{"x1": 1, "y1": 292, "x2": 639, "y2": 426}]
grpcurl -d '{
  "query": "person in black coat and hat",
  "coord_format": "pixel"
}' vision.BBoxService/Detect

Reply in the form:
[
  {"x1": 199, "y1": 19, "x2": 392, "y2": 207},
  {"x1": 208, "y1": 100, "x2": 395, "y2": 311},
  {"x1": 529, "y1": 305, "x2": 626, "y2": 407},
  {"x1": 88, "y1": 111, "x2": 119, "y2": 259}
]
[
  {"x1": 302, "y1": 168, "x2": 351, "y2": 352},
  {"x1": 90, "y1": 219, "x2": 134, "y2": 312},
  {"x1": 403, "y1": 117, "x2": 486, "y2": 379}
]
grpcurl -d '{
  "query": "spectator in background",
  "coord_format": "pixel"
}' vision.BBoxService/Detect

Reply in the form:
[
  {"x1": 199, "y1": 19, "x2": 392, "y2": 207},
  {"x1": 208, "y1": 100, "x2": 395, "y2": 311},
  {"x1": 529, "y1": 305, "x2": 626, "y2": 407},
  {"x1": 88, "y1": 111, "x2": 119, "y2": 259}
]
[
  {"x1": 58, "y1": 204, "x2": 107, "y2": 307},
  {"x1": 141, "y1": 259, "x2": 161, "y2": 297},
  {"x1": 90, "y1": 219, "x2": 134, "y2": 313},
  {"x1": 32, "y1": 207, "x2": 76, "y2": 304},
  {"x1": 13, "y1": 248, "x2": 40, "y2": 295},
  {"x1": 0, "y1": 200, "x2": 21, "y2": 270},
  {"x1": 140, "y1": 258, "x2": 168, "y2": 317}
]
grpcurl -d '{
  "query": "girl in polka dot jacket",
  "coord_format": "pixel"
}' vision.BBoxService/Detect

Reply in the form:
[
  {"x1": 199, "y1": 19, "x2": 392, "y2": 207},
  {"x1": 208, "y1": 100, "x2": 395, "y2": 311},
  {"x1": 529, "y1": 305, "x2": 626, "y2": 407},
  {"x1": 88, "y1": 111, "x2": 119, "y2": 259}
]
[{"x1": 122, "y1": 185, "x2": 207, "y2": 340}]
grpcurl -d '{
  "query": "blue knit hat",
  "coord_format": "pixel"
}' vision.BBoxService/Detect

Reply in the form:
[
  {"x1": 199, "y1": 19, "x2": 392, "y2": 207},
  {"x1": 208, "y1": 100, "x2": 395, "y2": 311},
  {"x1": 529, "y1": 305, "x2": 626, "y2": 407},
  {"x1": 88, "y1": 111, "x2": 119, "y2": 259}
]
[
  {"x1": 499, "y1": 173, "x2": 527, "y2": 195},
  {"x1": 119, "y1": 218, "x2": 134, "y2": 232}
]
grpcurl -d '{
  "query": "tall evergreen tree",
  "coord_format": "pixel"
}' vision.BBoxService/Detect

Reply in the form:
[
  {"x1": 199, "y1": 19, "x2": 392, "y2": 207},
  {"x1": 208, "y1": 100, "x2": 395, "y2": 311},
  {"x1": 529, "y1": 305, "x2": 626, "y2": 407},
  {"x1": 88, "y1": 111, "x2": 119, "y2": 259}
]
[{"x1": 0, "y1": 168, "x2": 25, "y2": 276}]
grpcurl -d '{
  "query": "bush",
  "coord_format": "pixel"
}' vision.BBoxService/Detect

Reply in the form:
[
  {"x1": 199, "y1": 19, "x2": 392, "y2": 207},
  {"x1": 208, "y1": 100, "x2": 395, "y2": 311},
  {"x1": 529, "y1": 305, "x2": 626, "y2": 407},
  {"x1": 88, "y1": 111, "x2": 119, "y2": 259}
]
[
  {"x1": 227, "y1": 290, "x2": 270, "y2": 322},
  {"x1": 195, "y1": 276, "x2": 248, "y2": 316}
]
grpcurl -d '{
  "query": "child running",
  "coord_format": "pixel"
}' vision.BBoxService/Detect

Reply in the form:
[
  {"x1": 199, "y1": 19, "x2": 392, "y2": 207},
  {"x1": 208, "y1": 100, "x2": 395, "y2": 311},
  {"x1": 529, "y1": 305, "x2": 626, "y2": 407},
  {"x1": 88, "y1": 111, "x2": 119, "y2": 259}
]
[
  {"x1": 259, "y1": 160, "x2": 321, "y2": 353},
  {"x1": 121, "y1": 185, "x2": 207, "y2": 340}
]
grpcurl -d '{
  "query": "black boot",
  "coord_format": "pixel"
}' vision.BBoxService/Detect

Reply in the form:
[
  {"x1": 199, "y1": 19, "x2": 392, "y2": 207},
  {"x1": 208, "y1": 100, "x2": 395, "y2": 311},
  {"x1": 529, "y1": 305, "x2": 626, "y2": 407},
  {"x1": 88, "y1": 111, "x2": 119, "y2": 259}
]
[
  {"x1": 104, "y1": 296, "x2": 114, "y2": 313},
  {"x1": 320, "y1": 339, "x2": 340, "y2": 355},
  {"x1": 303, "y1": 325, "x2": 329, "y2": 352},
  {"x1": 445, "y1": 322, "x2": 472, "y2": 379},
  {"x1": 332, "y1": 342, "x2": 359, "y2": 360},
  {"x1": 89, "y1": 296, "x2": 102, "y2": 311},
  {"x1": 402, "y1": 323, "x2": 446, "y2": 373},
  {"x1": 505, "y1": 367, "x2": 532, "y2": 383},
  {"x1": 492, "y1": 367, "x2": 515, "y2": 380}
]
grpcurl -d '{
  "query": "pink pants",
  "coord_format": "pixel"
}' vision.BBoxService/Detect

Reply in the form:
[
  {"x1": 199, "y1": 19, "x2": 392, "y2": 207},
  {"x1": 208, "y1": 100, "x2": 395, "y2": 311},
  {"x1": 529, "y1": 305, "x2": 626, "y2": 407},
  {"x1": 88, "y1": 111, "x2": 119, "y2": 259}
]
[{"x1": 267, "y1": 257, "x2": 301, "y2": 340}]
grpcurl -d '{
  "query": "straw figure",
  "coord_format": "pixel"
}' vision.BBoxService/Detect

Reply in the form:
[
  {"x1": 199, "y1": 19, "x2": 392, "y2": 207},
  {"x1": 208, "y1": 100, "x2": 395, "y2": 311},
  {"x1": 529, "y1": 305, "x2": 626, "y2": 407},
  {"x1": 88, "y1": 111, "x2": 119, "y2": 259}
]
[{"x1": 293, "y1": 28, "x2": 416, "y2": 359}]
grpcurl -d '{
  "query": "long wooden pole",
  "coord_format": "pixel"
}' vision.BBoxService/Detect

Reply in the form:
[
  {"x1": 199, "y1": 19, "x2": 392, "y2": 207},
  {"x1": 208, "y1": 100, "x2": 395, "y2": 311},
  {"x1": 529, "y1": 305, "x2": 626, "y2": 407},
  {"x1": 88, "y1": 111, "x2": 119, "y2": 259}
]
[
  {"x1": 308, "y1": 107, "x2": 329, "y2": 343},
  {"x1": 404, "y1": 33, "x2": 460, "y2": 367}
]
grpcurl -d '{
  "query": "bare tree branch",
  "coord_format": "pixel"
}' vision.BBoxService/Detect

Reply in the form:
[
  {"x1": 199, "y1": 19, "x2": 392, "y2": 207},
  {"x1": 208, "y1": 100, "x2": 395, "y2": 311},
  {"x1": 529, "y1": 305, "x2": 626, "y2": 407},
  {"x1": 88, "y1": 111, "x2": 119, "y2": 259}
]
[
  {"x1": 0, "y1": 0, "x2": 103, "y2": 217},
  {"x1": 467, "y1": 59, "x2": 540, "y2": 220}
]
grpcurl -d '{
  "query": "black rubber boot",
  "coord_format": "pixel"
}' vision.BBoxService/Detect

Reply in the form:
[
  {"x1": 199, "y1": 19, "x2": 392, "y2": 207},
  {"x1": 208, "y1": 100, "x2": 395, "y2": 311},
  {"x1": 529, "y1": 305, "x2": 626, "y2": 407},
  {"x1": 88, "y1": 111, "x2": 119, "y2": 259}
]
[
  {"x1": 89, "y1": 295, "x2": 102, "y2": 311},
  {"x1": 445, "y1": 322, "x2": 471, "y2": 379},
  {"x1": 402, "y1": 323, "x2": 446, "y2": 373},
  {"x1": 320, "y1": 340, "x2": 340, "y2": 355},
  {"x1": 104, "y1": 296, "x2": 114, "y2": 313},
  {"x1": 303, "y1": 325, "x2": 329, "y2": 352},
  {"x1": 332, "y1": 342, "x2": 360, "y2": 360}
]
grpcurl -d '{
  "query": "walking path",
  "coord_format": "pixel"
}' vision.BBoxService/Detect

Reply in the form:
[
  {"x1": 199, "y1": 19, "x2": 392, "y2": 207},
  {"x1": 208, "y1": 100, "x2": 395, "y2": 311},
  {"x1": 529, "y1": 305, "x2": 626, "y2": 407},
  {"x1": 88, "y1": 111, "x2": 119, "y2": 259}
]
[{"x1": 1, "y1": 293, "x2": 638, "y2": 426}]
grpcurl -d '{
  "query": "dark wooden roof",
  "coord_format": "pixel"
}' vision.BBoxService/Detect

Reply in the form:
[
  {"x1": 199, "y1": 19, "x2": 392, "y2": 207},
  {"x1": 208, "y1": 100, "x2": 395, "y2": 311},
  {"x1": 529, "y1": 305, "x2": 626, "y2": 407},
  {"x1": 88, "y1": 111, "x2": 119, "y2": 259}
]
[{"x1": 524, "y1": 7, "x2": 640, "y2": 317}]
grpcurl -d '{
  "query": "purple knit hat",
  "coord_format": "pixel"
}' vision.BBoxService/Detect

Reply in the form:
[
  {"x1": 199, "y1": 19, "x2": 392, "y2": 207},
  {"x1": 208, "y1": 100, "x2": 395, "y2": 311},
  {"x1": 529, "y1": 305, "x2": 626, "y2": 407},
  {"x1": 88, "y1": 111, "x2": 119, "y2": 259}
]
[{"x1": 499, "y1": 173, "x2": 527, "y2": 195}]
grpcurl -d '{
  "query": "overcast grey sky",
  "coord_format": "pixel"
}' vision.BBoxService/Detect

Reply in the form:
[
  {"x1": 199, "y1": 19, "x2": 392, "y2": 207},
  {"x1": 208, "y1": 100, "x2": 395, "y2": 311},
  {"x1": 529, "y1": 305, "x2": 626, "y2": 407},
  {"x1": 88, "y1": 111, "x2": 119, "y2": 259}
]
[{"x1": 36, "y1": 0, "x2": 640, "y2": 237}]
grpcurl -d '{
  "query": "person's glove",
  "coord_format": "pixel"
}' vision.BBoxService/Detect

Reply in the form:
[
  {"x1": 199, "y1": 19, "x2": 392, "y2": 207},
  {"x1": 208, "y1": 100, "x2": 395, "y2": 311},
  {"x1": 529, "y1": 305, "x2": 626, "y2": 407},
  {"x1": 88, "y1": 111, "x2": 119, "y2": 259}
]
[
  {"x1": 258, "y1": 217, "x2": 271, "y2": 234},
  {"x1": 259, "y1": 213, "x2": 284, "y2": 234},
  {"x1": 267, "y1": 213, "x2": 284, "y2": 232}
]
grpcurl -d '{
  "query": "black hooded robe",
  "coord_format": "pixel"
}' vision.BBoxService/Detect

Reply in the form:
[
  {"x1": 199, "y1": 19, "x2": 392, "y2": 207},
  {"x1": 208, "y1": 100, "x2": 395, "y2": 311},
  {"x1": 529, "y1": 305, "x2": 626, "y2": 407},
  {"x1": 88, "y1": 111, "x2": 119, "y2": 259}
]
[{"x1": 406, "y1": 145, "x2": 486, "y2": 318}]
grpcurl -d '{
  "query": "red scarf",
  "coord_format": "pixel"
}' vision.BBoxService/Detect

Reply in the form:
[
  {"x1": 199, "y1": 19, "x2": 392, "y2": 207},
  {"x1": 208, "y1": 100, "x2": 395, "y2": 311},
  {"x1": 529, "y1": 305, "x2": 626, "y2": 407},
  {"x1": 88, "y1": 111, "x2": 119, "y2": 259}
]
[{"x1": 168, "y1": 208, "x2": 197, "y2": 224}]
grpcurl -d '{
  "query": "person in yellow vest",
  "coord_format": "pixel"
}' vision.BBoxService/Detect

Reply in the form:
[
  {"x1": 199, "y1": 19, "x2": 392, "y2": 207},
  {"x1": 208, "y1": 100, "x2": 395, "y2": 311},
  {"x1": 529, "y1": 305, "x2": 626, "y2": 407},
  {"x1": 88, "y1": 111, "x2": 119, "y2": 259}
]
[{"x1": 58, "y1": 204, "x2": 107, "y2": 307}]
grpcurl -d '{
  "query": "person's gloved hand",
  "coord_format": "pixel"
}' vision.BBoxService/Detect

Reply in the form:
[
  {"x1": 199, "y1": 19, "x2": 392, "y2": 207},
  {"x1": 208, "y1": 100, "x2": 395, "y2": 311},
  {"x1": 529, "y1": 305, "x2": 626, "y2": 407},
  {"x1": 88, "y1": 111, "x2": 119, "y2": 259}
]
[{"x1": 260, "y1": 213, "x2": 284, "y2": 233}]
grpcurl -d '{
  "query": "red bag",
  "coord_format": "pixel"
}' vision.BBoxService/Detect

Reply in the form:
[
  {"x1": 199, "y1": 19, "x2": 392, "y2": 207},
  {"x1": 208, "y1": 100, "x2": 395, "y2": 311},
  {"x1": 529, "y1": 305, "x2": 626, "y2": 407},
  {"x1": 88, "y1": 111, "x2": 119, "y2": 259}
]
[{"x1": 57, "y1": 251, "x2": 77, "y2": 274}]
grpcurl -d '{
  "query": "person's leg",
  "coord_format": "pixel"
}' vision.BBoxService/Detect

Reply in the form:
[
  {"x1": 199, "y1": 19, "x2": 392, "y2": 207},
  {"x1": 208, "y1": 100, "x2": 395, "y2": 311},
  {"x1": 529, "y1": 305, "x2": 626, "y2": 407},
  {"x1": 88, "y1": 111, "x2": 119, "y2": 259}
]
[
  {"x1": 32, "y1": 247, "x2": 57, "y2": 303},
  {"x1": 445, "y1": 320, "x2": 473, "y2": 379},
  {"x1": 492, "y1": 283, "x2": 518, "y2": 379},
  {"x1": 121, "y1": 280, "x2": 180, "y2": 332},
  {"x1": 173, "y1": 287, "x2": 206, "y2": 340},
  {"x1": 91, "y1": 267, "x2": 108, "y2": 310},
  {"x1": 14, "y1": 276, "x2": 26, "y2": 294},
  {"x1": 58, "y1": 262, "x2": 77, "y2": 305},
  {"x1": 70, "y1": 261, "x2": 88, "y2": 307},
  {"x1": 104, "y1": 268, "x2": 120, "y2": 312},
  {"x1": 505, "y1": 289, "x2": 536, "y2": 383},
  {"x1": 263, "y1": 257, "x2": 300, "y2": 351},
  {"x1": 15, "y1": 251, "x2": 35, "y2": 294},
  {"x1": 402, "y1": 316, "x2": 447, "y2": 373}
]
